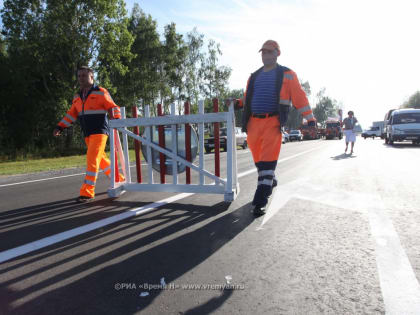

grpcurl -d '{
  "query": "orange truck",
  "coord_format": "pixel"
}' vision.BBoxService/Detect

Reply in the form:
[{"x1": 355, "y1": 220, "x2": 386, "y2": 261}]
[
  {"x1": 300, "y1": 121, "x2": 319, "y2": 140},
  {"x1": 325, "y1": 119, "x2": 343, "y2": 139}
]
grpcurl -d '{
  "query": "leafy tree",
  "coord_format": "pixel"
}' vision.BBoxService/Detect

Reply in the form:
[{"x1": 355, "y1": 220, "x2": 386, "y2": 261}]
[
  {"x1": 110, "y1": 4, "x2": 161, "y2": 114},
  {"x1": 0, "y1": 0, "x2": 133, "y2": 156},
  {"x1": 313, "y1": 88, "x2": 339, "y2": 125},
  {"x1": 184, "y1": 28, "x2": 204, "y2": 113},
  {"x1": 401, "y1": 91, "x2": 420, "y2": 109},
  {"x1": 200, "y1": 39, "x2": 231, "y2": 112}
]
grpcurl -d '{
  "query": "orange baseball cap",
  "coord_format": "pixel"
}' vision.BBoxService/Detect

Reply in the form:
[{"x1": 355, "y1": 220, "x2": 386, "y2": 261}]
[{"x1": 259, "y1": 40, "x2": 280, "y2": 56}]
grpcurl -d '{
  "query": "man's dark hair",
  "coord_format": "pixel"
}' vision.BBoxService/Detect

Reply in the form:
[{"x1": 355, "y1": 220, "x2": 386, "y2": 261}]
[{"x1": 77, "y1": 66, "x2": 94, "y2": 74}]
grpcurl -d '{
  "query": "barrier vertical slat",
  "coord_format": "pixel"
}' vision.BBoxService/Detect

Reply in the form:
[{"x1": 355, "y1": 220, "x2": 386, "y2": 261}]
[
  {"x1": 132, "y1": 106, "x2": 142, "y2": 183},
  {"x1": 213, "y1": 98, "x2": 220, "y2": 178},
  {"x1": 114, "y1": 135, "x2": 120, "y2": 183},
  {"x1": 226, "y1": 101, "x2": 234, "y2": 193},
  {"x1": 230, "y1": 101, "x2": 239, "y2": 189},
  {"x1": 157, "y1": 104, "x2": 166, "y2": 184},
  {"x1": 198, "y1": 100, "x2": 205, "y2": 185},
  {"x1": 171, "y1": 103, "x2": 178, "y2": 184},
  {"x1": 185, "y1": 101, "x2": 191, "y2": 184},
  {"x1": 120, "y1": 107, "x2": 131, "y2": 184},
  {"x1": 145, "y1": 105, "x2": 153, "y2": 184},
  {"x1": 110, "y1": 125, "x2": 115, "y2": 188}
]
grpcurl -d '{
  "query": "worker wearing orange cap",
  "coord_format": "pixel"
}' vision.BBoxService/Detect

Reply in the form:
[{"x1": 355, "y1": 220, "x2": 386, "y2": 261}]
[{"x1": 236, "y1": 40, "x2": 316, "y2": 216}]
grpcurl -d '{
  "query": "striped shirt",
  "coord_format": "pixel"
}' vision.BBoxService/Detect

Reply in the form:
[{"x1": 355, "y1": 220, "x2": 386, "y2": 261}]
[{"x1": 251, "y1": 68, "x2": 277, "y2": 113}]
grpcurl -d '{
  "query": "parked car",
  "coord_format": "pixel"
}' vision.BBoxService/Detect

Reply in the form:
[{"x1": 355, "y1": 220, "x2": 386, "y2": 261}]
[
  {"x1": 362, "y1": 126, "x2": 381, "y2": 139},
  {"x1": 288, "y1": 130, "x2": 303, "y2": 141},
  {"x1": 204, "y1": 127, "x2": 247, "y2": 153},
  {"x1": 282, "y1": 131, "x2": 289, "y2": 143},
  {"x1": 385, "y1": 108, "x2": 420, "y2": 145}
]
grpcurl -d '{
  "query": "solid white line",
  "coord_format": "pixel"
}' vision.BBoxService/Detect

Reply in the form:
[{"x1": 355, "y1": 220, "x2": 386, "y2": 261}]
[
  {"x1": 367, "y1": 201, "x2": 420, "y2": 314},
  {"x1": 0, "y1": 144, "x2": 324, "y2": 263},
  {"x1": 0, "y1": 193, "x2": 192, "y2": 264}
]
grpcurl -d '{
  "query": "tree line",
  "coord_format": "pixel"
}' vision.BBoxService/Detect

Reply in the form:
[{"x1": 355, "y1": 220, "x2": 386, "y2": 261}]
[
  {"x1": 0, "y1": 1, "x2": 236, "y2": 159},
  {"x1": 0, "y1": 1, "x2": 363, "y2": 160}
]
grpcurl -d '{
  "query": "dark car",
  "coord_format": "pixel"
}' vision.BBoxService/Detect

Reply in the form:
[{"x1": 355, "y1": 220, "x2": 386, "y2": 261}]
[
  {"x1": 204, "y1": 127, "x2": 247, "y2": 153},
  {"x1": 288, "y1": 130, "x2": 303, "y2": 141}
]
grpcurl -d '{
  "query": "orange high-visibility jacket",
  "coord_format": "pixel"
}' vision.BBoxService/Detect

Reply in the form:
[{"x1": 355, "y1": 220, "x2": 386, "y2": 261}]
[
  {"x1": 238, "y1": 64, "x2": 315, "y2": 132},
  {"x1": 56, "y1": 85, "x2": 121, "y2": 137}
]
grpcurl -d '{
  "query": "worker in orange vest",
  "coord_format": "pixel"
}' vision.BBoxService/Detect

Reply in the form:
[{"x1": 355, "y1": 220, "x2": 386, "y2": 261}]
[
  {"x1": 237, "y1": 40, "x2": 316, "y2": 216},
  {"x1": 53, "y1": 66, "x2": 124, "y2": 202}
]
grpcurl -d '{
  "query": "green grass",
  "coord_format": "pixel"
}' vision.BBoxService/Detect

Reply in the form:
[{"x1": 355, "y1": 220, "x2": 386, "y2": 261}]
[{"x1": 0, "y1": 150, "x2": 142, "y2": 176}]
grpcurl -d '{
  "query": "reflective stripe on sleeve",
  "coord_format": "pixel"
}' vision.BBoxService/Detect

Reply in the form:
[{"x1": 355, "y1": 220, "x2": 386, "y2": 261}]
[
  {"x1": 284, "y1": 73, "x2": 294, "y2": 80},
  {"x1": 305, "y1": 113, "x2": 315, "y2": 120},
  {"x1": 298, "y1": 105, "x2": 311, "y2": 115},
  {"x1": 59, "y1": 119, "x2": 71, "y2": 127},
  {"x1": 66, "y1": 113, "x2": 76, "y2": 122}
]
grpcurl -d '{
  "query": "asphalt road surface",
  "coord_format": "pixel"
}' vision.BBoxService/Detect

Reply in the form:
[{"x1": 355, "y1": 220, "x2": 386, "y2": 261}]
[{"x1": 1, "y1": 137, "x2": 420, "y2": 315}]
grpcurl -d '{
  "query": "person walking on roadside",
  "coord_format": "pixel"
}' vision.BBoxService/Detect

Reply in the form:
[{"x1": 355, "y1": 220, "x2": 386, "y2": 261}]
[
  {"x1": 342, "y1": 110, "x2": 358, "y2": 154},
  {"x1": 53, "y1": 66, "x2": 124, "y2": 202},
  {"x1": 236, "y1": 40, "x2": 316, "y2": 216}
]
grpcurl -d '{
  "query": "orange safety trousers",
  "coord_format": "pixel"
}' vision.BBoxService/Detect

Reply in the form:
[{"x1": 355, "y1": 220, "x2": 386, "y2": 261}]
[
  {"x1": 79, "y1": 134, "x2": 124, "y2": 198},
  {"x1": 247, "y1": 116, "x2": 282, "y2": 207},
  {"x1": 247, "y1": 116, "x2": 283, "y2": 163}
]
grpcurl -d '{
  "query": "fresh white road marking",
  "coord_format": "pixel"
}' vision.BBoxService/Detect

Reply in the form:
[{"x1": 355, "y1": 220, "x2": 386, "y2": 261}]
[{"x1": 260, "y1": 180, "x2": 420, "y2": 315}]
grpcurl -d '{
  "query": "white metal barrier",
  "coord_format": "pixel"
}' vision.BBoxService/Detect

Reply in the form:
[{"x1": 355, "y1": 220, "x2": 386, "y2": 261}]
[{"x1": 107, "y1": 100, "x2": 239, "y2": 202}]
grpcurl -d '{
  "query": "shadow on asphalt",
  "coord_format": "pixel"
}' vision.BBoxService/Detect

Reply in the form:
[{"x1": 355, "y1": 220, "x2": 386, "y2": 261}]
[
  {"x1": 0, "y1": 192, "x2": 152, "y2": 251},
  {"x1": 330, "y1": 153, "x2": 357, "y2": 160},
  {"x1": 1, "y1": 198, "x2": 254, "y2": 314}
]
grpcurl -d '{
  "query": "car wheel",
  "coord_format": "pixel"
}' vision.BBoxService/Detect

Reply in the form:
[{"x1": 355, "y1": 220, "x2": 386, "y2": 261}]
[{"x1": 205, "y1": 147, "x2": 211, "y2": 154}]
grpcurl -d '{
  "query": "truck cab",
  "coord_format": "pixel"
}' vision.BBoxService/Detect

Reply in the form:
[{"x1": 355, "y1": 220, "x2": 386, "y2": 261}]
[{"x1": 325, "y1": 120, "x2": 342, "y2": 140}]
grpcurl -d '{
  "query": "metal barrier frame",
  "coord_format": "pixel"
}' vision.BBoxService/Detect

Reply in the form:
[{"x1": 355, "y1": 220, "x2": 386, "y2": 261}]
[{"x1": 107, "y1": 100, "x2": 239, "y2": 202}]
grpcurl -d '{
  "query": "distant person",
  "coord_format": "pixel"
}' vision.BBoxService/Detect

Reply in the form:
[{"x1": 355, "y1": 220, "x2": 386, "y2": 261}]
[
  {"x1": 342, "y1": 110, "x2": 358, "y2": 154},
  {"x1": 236, "y1": 39, "x2": 316, "y2": 216},
  {"x1": 53, "y1": 66, "x2": 124, "y2": 202}
]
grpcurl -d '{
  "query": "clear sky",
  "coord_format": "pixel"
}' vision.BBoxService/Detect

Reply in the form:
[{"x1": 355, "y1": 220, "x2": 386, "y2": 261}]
[{"x1": 126, "y1": 0, "x2": 420, "y2": 128}]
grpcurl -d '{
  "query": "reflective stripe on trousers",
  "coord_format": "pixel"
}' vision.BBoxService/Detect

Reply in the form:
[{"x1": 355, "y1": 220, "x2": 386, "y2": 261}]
[{"x1": 79, "y1": 134, "x2": 110, "y2": 198}]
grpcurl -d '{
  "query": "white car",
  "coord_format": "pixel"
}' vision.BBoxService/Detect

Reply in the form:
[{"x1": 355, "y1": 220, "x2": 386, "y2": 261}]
[{"x1": 288, "y1": 130, "x2": 303, "y2": 141}]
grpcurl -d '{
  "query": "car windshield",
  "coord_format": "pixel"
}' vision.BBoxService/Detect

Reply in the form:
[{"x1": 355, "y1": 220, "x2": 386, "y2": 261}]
[
  {"x1": 392, "y1": 113, "x2": 420, "y2": 124},
  {"x1": 326, "y1": 123, "x2": 339, "y2": 128},
  {"x1": 290, "y1": 130, "x2": 299, "y2": 134}
]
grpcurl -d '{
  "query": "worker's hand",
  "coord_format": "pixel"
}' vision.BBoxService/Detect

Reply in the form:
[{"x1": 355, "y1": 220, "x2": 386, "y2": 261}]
[{"x1": 53, "y1": 128, "x2": 61, "y2": 137}]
